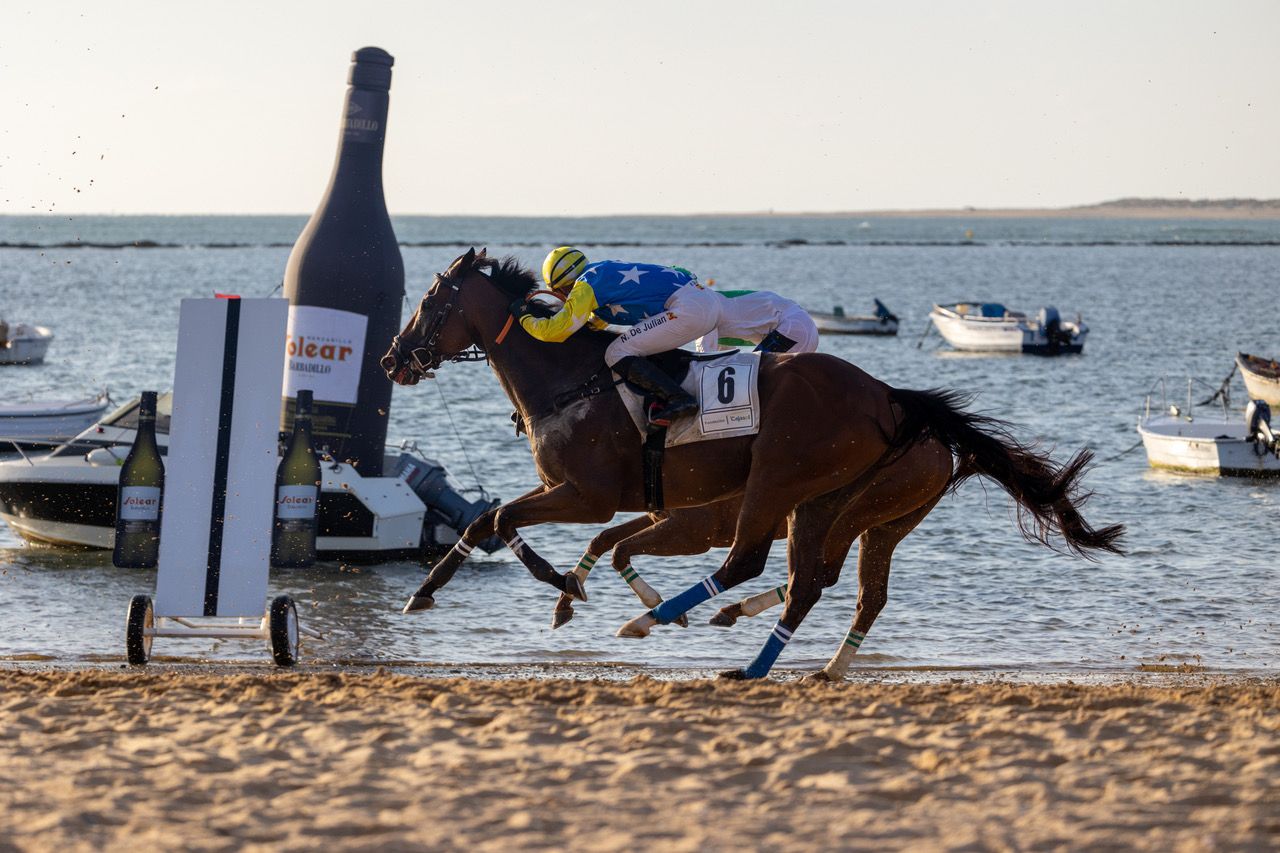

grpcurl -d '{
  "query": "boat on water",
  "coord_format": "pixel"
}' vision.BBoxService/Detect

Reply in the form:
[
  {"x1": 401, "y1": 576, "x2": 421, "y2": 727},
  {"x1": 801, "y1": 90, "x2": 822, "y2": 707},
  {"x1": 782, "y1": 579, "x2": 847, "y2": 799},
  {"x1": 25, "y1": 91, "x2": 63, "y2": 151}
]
[
  {"x1": 0, "y1": 393, "x2": 112, "y2": 452},
  {"x1": 929, "y1": 302, "x2": 1087, "y2": 354},
  {"x1": 1137, "y1": 379, "x2": 1280, "y2": 477},
  {"x1": 808, "y1": 300, "x2": 900, "y2": 336},
  {"x1": 0, "y1": 393, "x2": 501, "y2": 560},
  {"x1": 0, "y1": 321, "x2": 54, "y2": 365},
  {"x1": 1236, "y1": 352, "x2": 1280, "y2": 406}
]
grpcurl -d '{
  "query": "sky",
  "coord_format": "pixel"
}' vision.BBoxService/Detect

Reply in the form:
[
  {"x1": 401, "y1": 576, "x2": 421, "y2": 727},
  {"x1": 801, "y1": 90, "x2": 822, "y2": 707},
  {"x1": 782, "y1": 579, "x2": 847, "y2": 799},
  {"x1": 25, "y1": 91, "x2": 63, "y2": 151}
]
[{"x1": 2, "y1": 0, "x2": 1277, "y2": 215}]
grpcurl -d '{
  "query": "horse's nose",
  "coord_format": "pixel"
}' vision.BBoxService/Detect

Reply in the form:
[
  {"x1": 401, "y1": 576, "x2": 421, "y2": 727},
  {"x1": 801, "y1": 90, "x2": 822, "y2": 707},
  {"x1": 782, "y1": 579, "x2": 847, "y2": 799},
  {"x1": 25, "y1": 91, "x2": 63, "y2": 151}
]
[{"x1": 379, "y1": 353, "x2": 401, "y2": 379}]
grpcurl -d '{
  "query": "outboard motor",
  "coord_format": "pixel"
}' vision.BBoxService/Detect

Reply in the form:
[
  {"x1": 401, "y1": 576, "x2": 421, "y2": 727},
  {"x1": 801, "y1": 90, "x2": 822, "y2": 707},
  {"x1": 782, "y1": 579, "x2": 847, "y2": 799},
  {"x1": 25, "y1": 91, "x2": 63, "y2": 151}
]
[
  {"x1": 873, "y1": 298, "x2": 899, "y2": 324},
  {"x1": 393, "y1": 453, "x2": 502, "y2": 552},
  {"x1": 1245, "y1": 399, "x2": 1279, "y2": 454},
  {"x1": 1038, "y1": 305, "x2": 1070, "y2": 349}
]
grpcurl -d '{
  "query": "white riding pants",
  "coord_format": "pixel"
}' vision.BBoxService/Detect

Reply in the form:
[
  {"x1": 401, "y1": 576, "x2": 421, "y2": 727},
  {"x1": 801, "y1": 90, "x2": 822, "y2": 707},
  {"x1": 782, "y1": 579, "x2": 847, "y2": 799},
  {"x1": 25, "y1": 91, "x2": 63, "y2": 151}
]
[
  {"x1": 694, "y1": 291, "x2": 820, "y2": 353},
  {"x1": 604, "y1": 285, "x2": 723, "y2": 367}
]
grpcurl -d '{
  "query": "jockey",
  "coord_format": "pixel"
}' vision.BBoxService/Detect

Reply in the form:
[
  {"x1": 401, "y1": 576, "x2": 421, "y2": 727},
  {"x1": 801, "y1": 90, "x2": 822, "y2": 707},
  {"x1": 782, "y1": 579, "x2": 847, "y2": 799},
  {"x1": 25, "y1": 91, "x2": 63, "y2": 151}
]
[
  {"x1": 511, "y1": 246, "x2": 722, "y2": 424},
  {"x1": 694, "y1": 289, "x2": 820, "y2": 354}
]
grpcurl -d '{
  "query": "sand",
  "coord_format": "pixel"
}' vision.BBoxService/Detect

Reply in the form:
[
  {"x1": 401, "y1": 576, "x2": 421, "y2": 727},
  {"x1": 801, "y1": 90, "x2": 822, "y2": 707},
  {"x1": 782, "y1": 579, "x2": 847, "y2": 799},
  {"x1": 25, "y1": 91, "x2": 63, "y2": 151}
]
[{"x1": 1, "y1": 670, "x2": 1277, "y2": 852}]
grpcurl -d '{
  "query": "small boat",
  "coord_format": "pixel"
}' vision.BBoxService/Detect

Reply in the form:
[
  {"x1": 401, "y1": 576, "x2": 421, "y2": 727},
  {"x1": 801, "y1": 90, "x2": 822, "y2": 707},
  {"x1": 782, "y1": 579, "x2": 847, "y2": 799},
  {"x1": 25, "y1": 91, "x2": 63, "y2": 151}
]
[
  {"x1": 0, "y1": 392, "x2": 112, "y2": 453},
  {"x1": 808, "y1": 300, "x2": 899, "y2": 336},
  {"x1": 1236, "y1": 352, "x2": 1280, "y2": 406},
  {"x1": 0, "y1": 321, "x2": 54, "y2": 365},
  {"x1": 929, "y1": 302, "x2": 1087, "y2": 355},
  {"x1": 1137, "y1": 380, "x2": 1280, "y2": 477},
  {"x1": 0, "y1": 393, "x2": 502, "y2": 560}
]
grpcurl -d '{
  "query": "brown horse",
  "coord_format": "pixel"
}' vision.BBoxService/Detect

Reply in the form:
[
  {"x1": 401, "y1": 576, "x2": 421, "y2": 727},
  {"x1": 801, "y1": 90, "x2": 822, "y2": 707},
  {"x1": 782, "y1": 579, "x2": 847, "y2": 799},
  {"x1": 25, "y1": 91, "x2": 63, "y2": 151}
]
[{"x1": 381, "y1": 248, "x2": 1123, "y2": 679}]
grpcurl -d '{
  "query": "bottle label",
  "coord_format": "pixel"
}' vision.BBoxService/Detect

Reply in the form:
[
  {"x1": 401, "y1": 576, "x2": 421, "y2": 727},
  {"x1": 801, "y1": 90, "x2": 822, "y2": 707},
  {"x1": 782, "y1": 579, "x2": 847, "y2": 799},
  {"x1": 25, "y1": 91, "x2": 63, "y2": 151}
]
[
  {"x1": 343, "y1": 89, "x2": 382, "y2": 143},
  {"x1": 120, "y1": 486, "x2": 161, "y2": 521},
  {"x1": 277, "y1": 485, "x2": 318, "y2": 520},
  {"x1": 282, "y1": 305, "x2": 368, "y2": 405}
]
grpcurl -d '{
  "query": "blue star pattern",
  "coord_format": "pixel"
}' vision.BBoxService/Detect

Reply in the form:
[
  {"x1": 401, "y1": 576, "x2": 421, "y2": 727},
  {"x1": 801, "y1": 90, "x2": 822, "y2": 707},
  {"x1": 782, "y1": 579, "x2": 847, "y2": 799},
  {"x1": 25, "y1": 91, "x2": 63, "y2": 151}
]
[{"x1": 579, "y1": 260, "x2": 696, "y2": 326}]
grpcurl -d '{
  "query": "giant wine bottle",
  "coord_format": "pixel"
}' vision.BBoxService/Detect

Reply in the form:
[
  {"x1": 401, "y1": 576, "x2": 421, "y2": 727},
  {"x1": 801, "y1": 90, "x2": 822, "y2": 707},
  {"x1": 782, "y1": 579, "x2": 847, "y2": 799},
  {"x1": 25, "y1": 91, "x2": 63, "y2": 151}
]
[
  {"x1": 113, "y1": 391, "x2": 164, "y2": 568},
  {"x1": 281, "y1": 47, "x2": 404, "y2": 477},
  {"x1": 272, "y1": 390, "x2": 321, "y2": 568}
]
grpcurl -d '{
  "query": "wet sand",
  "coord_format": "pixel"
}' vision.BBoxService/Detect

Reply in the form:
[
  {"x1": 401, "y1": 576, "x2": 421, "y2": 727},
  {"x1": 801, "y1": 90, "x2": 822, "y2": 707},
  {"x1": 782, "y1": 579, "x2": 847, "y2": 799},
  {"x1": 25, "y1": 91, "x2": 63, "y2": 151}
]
[{"x1": 1, "y1": 669, "x2": 1277, "y2": 851}]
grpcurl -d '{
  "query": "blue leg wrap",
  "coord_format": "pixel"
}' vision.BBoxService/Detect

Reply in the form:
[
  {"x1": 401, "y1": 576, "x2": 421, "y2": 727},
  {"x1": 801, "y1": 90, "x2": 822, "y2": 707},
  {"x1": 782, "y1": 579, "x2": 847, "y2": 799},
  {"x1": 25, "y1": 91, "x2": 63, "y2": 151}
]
[
  {"x1": 651, "y1": 575, "x2": 725, "y2": 624},
  {"x1": 743, "y1": 621, "x2": 794, "y2": 679}
]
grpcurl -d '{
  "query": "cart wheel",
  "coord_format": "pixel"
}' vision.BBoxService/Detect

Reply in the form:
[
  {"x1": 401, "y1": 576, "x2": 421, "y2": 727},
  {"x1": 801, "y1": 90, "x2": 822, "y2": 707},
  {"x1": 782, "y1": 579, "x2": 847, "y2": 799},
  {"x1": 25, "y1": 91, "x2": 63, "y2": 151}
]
[
  {"x1": 268, "y1": 595, "x2": 300, "y2": 667},
  {"x1": 126, "y1": 594, "x2": 154, "y2": 665}
]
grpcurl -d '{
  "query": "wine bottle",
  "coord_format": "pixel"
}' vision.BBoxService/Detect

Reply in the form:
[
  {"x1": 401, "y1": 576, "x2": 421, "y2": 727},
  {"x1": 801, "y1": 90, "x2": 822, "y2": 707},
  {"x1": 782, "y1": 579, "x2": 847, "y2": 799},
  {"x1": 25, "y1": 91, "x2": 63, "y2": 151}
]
[
  {"x1": 113, "y1": 391, "x2": 164, "y2": 568},
  {"x1": 272, "y1": 390, "x2": 322, "y2": 568},
  {"x1": 281, "y1": 46, "x2": 404, "y2": 477}
]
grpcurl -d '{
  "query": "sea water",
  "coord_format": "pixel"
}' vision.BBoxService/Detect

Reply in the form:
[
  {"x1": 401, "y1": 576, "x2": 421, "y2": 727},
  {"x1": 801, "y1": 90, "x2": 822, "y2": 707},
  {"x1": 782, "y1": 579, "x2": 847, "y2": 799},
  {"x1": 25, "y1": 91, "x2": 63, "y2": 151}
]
[{"x1": 1, "y1": 215, "x2": 1277, "y2": 672}]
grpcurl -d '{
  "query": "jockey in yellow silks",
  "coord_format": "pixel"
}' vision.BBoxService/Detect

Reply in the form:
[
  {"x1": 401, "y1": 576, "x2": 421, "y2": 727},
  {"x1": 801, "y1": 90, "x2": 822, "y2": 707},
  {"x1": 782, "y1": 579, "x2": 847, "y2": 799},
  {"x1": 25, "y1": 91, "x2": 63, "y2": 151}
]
[{"x1": 512, "y1": 247, "x2": 818, "y2": 425}]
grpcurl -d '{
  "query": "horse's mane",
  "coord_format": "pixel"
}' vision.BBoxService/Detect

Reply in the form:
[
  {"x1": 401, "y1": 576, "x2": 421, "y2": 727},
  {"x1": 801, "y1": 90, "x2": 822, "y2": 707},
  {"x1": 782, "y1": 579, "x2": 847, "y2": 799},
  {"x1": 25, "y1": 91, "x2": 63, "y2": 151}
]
[{"x1": 477, "y1": 256, "x2": 538, "y2": 299}]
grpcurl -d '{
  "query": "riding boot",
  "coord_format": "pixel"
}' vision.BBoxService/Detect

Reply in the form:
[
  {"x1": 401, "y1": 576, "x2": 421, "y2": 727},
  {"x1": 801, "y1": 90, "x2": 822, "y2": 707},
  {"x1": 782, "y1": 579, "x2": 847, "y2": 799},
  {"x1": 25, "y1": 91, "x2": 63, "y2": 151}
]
[{"x1": 613, "y1": 356, "x2": 698, "y2": 425}]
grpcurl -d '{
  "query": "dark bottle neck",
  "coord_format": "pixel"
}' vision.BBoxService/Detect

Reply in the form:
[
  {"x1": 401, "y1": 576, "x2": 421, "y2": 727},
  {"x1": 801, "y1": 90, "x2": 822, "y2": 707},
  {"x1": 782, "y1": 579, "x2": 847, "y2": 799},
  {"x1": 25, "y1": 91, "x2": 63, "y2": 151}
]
[
  {"x1": 323, "y1": 87, "x2": 389, "y2": 204},
  {"x1": 135, "y1": 415, "x2": 159, "y2": 452}
]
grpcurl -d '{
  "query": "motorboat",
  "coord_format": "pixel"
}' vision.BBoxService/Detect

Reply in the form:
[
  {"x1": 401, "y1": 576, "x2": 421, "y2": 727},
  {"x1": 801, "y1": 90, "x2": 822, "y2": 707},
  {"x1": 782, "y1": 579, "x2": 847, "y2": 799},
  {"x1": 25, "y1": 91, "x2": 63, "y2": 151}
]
[
  {"x1": 0, "y1": 393, "x2": 502, "y2": 560},
  {"x1": 0, "y1": 393, "x2": 112, "y2": 453},
  {"x1": 1236, "y1": 352, "x2": 1280, "y2": 406},
  {"x1": 929, "y1": 302, "x2": 1087, "y2": 354},
  {"x1": 0, "y1": 321, "x2": 54, "y2": 365},
  {"x1": 808, "y1": 300, "x2": 899, "y2": 336},
  {"x1": 1137, "y1": 379, "x2": 1280, "y2": 477}
]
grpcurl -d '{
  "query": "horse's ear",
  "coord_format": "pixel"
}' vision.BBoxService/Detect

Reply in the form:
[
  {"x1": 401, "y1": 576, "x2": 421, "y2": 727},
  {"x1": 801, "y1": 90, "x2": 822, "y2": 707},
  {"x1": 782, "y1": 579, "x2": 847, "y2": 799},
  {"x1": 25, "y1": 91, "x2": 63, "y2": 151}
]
[
  {"x1": 446, "y1": 248, "x2": 476, "y2": 276},
  {"x1": 476, "y1": 247, "x2": 488, "y2": 261}
]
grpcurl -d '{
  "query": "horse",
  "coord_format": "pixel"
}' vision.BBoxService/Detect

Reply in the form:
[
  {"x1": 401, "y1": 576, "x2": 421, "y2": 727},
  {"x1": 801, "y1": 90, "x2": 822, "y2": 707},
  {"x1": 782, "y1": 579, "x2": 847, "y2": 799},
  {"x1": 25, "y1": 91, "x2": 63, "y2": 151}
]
[{"x1": 381, "y1": 248, "x2": 1123, "y2": 680}]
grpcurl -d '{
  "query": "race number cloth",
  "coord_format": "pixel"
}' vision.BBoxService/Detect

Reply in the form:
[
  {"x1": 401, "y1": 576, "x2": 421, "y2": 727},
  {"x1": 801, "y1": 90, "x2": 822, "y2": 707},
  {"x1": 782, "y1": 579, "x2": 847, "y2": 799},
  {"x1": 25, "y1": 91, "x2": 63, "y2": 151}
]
[{"x1": 615, "y1": 351, "x2": 763, "y2": 448}]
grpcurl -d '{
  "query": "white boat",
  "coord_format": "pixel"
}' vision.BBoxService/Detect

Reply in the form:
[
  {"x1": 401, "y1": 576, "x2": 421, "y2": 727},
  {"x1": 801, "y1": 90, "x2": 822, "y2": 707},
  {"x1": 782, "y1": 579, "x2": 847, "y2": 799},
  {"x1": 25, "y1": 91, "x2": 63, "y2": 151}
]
[
  {"x1": 0, "y1": 393, "x2": 111, "y2": 453},
  {"x1": 0, "y1": 322, "x2": 54, "y2": 365},
  {"x1": 929, "y1": 302, "x2": 1087, "y2": 354},
  {"x1": 0, "y1": 393, "x2": 501, "y2": 560},
  {"x1": 1137, "y1": 381, "x2": 1280, "y2": 477},
  {"x1": 1236, "y1": 352, "x2": 1280, "y2": 406},
  {"x1": 808, "y1": 300, "x2": 900, "y2": 336}
]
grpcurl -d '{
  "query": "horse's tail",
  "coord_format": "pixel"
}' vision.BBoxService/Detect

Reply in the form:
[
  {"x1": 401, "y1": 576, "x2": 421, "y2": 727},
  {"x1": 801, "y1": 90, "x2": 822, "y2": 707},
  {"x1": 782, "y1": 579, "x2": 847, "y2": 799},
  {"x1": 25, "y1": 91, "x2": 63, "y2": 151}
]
[{"x1": 886, "y1": 387, "x2": 1125, "y2": 559}]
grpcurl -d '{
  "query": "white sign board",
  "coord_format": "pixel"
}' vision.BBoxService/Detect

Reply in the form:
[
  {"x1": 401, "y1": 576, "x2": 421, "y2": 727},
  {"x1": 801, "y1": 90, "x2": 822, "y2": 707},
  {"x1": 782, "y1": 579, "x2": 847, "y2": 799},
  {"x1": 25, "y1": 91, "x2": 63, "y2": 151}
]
[{"x1": 154, "y1": 298, "x2": 288, "y2": 618}]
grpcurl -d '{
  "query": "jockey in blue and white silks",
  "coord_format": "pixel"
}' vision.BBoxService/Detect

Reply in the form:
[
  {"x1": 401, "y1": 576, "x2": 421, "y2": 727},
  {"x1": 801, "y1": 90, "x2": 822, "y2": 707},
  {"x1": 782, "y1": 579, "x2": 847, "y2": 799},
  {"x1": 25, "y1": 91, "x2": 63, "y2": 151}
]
[{"x1": 512, "y1": 247, "x2": 819, "y2": 425}]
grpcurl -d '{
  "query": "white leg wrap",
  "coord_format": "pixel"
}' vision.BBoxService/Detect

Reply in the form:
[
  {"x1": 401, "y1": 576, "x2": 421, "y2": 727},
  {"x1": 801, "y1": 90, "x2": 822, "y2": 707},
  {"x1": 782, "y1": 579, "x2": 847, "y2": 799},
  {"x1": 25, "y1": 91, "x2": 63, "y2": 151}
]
[
  {"x1": 504, "y1": 532, "x2": 527, "y2": 559},
  {"x1": 822, "y1": 628, "x2": 867, "y2": 681},
  {"x1": 571, "y1": 551, "x2": 599, "y2": 584},
  {"x1": 741, "y1": 584, "x2": 787, "y2": 618},
  {"x1": 616, "y1": 563, "x2": 662, "y2": 608}
]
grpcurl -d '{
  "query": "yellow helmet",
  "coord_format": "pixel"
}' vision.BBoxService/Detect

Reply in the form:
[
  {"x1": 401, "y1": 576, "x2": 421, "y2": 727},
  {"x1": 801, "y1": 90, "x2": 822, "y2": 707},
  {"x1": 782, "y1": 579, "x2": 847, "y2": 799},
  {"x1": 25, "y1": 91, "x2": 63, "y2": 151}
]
[{"x1": 542, "y1": 246, "x2": 588, "y2": 290}]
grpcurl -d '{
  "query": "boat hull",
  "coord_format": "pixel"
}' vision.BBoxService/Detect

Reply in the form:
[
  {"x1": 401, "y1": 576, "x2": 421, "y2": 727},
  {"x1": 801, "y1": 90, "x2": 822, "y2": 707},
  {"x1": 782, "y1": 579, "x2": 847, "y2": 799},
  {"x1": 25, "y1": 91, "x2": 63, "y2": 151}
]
[
  {"x1": 931, "y1": 306, "x2": 1086, "y2": 355},
  {"x1": 1137, "y1": 415, "x2": 1280, "y2": 477},
  {"x1": 810, "y1": 314, "x2": 899, "y2": 336},
  {"x1": 1236, "y1": 353, "x2": 1280, "y2": 406},
  {"x1": 0, "y1": 453, "x2": 456, "y2": 560},
  {"x1": 0, "y1": 399, "x2": 111, "y2": 451},
  {"x1": 0, "y1": 326, "x2": 54, "y2": 365}
]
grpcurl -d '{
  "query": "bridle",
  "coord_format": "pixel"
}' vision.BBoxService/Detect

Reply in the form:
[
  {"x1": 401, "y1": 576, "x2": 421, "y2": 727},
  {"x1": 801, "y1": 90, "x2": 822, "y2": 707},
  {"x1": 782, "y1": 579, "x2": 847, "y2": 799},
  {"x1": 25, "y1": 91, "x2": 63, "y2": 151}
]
[{"x1": 383, "y1": 271, "x2": 566, "y2": 382}]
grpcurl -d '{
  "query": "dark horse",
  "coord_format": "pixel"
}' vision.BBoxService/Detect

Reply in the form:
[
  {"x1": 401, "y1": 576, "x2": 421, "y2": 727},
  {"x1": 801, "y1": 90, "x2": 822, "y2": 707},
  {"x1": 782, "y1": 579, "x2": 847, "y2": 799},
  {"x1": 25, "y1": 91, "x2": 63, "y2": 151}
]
[{"x1": 381, "y1": 249, "x2": 1123, "y2": 679}]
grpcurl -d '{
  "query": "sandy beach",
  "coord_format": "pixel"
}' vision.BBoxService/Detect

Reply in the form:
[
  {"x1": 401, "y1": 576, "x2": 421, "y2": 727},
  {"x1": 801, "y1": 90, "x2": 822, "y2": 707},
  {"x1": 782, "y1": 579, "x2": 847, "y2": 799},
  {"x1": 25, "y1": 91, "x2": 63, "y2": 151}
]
[{"x1": 1, "y1": 669, "x2": 1276, "y2": 851}]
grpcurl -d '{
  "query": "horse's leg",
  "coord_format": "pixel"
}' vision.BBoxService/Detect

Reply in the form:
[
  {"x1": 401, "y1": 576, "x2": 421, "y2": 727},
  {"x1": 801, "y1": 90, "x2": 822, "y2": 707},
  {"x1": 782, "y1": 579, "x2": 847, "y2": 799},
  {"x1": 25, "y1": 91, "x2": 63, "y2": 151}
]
[
  {"x1": 490, "y1": 483, "x2": 618, "y2": 601},
  {"x1": 616, "y1": 498, "x2": 784, "y2": 638},
  {"x1": 403, "y1": 485, "x2": 545, "y2": 613},
  {"x1": 720, "y1": 495, "x2": 847, "y2": 680},
  {"x1": 708, "y1": 583, "x2": 787, "y2": 627},
  {"x1": 812, "y1": 501, "x2": 938, "y2": 682},
  {"x1": 552, "y1": 514, "x2": 656, "y2": 628}
]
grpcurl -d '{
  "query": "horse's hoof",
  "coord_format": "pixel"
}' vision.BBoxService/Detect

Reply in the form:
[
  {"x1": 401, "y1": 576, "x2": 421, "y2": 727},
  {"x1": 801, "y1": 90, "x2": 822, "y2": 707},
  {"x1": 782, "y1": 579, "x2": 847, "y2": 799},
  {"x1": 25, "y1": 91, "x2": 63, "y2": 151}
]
[
  {"x1": 402, "y1": 595, "x2": 435, "y2": 614},
  {"x1": 675, "y1": 613, "x2": 689, "y2": 629},
  {"x1": 717, "y1": 668, "x2": 750, "y2": 680},
  {"x1": 616, "y1": 613, "x2": 656, "y2": 639},
  {"x1": 563, "y1": 573, "x2": 588, "y2": 603},
  {"x1": 805, "y1": 670, "x2": 837, "y2": 683},
  {"x1": 708, "y1": 607, "x2": 740, "y2": 628},
  {"x1": 551, "y1": 608, "x2": 574, "y2": 629}
]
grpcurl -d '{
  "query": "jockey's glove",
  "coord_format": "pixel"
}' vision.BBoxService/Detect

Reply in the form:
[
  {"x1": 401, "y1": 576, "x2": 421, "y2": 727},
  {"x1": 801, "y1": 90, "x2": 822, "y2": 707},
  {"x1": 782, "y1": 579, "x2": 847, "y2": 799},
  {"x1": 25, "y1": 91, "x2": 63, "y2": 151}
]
[{"x1": 509, "y1": 298, "x2": 535, "y2": 320}]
